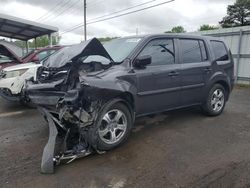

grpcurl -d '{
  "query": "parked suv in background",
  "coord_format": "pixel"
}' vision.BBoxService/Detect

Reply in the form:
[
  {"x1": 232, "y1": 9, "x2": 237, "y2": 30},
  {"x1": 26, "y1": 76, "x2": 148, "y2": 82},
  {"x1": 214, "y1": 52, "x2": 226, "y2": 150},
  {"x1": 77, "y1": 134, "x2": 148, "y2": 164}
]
[
  {"x1": 0, "y1": 46, "x2": 63, "y2": 103},
  {"x1": 26, "y1": 35, "x2": 234, "y2": 173}
]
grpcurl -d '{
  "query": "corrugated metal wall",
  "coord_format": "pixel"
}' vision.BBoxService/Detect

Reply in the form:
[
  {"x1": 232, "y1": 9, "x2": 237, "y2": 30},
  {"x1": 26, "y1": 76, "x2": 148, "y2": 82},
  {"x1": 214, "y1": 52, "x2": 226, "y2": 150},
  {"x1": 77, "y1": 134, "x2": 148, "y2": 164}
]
[{"x1": 193, "y1": 26, "x2": 250, "y2": 84}]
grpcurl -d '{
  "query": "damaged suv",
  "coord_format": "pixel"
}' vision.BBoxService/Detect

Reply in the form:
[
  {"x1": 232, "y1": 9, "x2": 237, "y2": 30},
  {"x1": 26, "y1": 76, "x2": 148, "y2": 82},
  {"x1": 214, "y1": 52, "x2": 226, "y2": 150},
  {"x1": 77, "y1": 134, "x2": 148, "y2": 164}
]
[{"x1": 26, "y1": 35, "x2": 234, "y2": 173}]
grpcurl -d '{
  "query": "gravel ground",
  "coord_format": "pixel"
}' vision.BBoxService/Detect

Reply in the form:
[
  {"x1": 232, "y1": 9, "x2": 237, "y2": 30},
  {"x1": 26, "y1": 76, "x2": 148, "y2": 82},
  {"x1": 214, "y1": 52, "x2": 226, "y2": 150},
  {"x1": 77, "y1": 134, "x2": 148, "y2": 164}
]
[{"x1": 0, "y1": 87, "x2": 250, "y2": 188}]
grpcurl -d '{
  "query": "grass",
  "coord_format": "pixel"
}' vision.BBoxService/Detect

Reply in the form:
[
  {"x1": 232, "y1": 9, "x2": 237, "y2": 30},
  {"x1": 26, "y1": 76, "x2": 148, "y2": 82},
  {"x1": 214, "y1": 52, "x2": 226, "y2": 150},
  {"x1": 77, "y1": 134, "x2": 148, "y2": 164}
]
[{"x1": 235, "y1": 84, "x2": 250, "y2": 89}]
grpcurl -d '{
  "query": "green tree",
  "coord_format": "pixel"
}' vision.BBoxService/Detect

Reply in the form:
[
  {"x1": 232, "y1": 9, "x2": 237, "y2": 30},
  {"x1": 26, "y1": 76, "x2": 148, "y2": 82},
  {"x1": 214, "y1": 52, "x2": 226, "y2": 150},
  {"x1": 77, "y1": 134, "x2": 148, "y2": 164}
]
[
  {"x1": 199, "y1": 24, "x2": 219, "y2": 31},
  {"x1": 165, "y1": 26, "x2": 186, "y2": 33},
  {"x1": 98, "y1": 37, "x2": 118, "y2": 43},
  {"x1": 220, "y1": 0, "x2": 250, "y2": 28},
  {"x1": 29, "y1": 35, "x2": 60, "y2": 48}
]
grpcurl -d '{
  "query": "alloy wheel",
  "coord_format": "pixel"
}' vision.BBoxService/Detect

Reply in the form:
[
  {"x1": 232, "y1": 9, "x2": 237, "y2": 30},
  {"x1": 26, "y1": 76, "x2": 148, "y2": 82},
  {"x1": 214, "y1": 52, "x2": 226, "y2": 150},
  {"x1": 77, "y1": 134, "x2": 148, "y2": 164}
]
[
  {"x1": 211, "y1": 89, "x2": 225, "y2": 112},
  {"x1": 98, "y1": 109, "x2": 127, "y2": 145}
]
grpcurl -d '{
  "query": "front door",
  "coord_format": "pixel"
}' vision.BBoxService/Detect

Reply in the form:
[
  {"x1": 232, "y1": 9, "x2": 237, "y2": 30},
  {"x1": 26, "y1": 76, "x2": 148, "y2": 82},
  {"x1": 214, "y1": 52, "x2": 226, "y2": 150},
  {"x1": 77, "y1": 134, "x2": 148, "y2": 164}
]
[{"x1": 134, "y1": 38, "x2": 181, "y2": 115}]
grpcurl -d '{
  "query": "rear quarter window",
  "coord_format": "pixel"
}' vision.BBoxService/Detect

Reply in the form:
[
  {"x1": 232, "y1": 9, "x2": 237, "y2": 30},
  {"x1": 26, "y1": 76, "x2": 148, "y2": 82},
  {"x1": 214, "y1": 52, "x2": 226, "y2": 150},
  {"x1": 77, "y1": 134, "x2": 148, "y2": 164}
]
[{"x1": 211, "y1": 41, "x2": 229, "y2": 61}]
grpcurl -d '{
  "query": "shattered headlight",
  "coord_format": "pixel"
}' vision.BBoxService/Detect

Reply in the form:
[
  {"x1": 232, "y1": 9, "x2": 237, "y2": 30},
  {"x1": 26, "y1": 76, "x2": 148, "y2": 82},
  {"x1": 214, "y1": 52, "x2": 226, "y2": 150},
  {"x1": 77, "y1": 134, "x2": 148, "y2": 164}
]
[{"x1": 4, "y1": 69, "x2": 28, "y2": 79}]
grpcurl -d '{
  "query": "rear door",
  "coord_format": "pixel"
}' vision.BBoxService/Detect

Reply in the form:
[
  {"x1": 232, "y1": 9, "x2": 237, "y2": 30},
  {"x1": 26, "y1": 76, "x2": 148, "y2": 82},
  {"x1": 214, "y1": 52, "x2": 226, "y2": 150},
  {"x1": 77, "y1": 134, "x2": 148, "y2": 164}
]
[
  {"x1": 134, "y1": 38, "x2": 181, "y2": 115},
  {"x1": 178, "y1": 38, "x2": 209, "y2": 106}
]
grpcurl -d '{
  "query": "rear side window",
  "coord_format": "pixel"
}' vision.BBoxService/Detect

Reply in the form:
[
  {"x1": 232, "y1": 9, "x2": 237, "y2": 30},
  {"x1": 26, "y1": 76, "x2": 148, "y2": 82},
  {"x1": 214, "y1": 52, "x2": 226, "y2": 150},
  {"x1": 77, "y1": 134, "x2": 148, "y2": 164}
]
[
  {"x1": 138, "y1": 39, "x2": 175, "y2": 66},
  {"x1": 180, "y1": 39, "x2": 207, "y2": 64},
  {"x1": 211, "y1": 41, "x2": 229, "y2": 61}
]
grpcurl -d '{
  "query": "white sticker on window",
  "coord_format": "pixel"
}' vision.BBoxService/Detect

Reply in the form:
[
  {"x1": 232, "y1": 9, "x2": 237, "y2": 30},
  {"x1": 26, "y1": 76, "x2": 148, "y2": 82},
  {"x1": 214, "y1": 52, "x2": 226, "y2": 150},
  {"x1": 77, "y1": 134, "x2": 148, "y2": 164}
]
[{"x1": 126, "y1": 38, "x2": 141, "y2": 43}]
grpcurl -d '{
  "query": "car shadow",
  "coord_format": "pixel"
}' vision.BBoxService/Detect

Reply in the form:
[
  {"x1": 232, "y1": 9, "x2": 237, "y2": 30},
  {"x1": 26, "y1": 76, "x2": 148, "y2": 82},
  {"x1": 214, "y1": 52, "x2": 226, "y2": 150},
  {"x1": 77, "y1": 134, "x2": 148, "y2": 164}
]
[
  {"x1": 133, "y1": 106, "x2": 204, "y2": 131},
  {"x1": 0, "y1": 98, "x2": 32, "y2": 114}
]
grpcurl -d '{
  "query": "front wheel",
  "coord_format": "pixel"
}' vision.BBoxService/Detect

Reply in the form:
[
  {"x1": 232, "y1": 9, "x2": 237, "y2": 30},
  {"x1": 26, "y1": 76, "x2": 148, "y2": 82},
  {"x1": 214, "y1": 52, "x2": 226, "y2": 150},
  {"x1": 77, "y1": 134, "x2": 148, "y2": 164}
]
[
  {"x1": 202, "y1": 84, "x2": 227, "y2": 116},
  {"x1": 96, "y1": 101, "x2": 132, "y2": 151}
]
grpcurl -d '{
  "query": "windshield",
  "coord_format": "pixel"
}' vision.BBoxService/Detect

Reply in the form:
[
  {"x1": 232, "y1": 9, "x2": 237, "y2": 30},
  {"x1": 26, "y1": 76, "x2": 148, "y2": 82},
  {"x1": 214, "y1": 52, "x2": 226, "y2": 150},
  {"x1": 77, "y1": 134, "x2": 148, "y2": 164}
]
[
  {"x1": 82, "y1": 55, "x2": 110, "y2": 64},
  {"x1": 42, "y1": 38, "x2": 141, "y2": 67},
  {"x1": 103, "y1": 37, "x2": 141, "y2": 62}
]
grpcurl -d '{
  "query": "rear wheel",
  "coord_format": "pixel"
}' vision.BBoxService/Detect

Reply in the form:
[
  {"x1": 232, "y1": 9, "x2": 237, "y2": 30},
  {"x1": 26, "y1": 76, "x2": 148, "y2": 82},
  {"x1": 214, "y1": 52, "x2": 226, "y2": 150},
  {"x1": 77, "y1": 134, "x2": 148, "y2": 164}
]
[
  {"x1": 202, "y1": 84, "x2": 226, "y2": 116},
  {"x1": 96, "y1": 101, "x2": 132, "y2": 151}
]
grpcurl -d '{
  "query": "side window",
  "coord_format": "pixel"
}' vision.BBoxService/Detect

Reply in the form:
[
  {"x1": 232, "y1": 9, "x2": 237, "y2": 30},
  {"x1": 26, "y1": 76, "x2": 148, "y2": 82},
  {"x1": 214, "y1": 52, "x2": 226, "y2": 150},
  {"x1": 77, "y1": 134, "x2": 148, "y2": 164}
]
[
  {"x1": 180, "y1": 39, "x2": 204, "y2": 63},
  {"x1": 211, "y1": 41, "x2": 229, "y2": 61},
  {"x1": 138, "y1": 39, "x2": 175, "y2": 66}
]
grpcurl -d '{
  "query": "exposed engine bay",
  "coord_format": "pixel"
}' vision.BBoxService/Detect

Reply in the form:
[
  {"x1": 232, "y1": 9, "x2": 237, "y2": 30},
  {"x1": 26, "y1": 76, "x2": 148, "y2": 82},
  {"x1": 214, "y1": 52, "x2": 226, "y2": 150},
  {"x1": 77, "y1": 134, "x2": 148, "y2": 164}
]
[{"x1": 35, "y1": 62, "x2": 110, "y2": 173}]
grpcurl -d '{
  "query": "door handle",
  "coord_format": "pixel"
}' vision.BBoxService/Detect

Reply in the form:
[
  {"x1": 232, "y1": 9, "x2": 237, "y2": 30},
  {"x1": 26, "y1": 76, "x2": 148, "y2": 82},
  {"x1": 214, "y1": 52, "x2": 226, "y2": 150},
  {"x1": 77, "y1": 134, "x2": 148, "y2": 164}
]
[
  {"x1": 204, "y1": 67, "x2": 212, "y2": 73},
  {"x1": 168, "y1": 71, "x2": 179, "y2": 77}
]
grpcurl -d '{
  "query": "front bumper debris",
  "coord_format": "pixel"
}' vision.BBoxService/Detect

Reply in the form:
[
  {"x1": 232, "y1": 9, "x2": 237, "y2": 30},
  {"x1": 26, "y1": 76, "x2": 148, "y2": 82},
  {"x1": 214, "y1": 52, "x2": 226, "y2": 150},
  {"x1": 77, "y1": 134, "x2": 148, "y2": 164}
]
[
  {"x1": 38, "y1": 106, "x2": 98, "y2": 174},
  {"x1": 24, "y1": 38, "x2": 118, "y2": 174},
  {"x1": 40, "y1": 108, "x2": 58, "y2": 174}
]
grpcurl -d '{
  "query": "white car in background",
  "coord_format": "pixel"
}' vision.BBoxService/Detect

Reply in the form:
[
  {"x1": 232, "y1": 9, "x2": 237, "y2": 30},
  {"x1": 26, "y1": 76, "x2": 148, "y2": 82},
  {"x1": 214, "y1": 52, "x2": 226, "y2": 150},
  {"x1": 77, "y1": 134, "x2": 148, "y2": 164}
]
[{"x1": 0, "y1": 62, "x2": 41, "y2": 103}]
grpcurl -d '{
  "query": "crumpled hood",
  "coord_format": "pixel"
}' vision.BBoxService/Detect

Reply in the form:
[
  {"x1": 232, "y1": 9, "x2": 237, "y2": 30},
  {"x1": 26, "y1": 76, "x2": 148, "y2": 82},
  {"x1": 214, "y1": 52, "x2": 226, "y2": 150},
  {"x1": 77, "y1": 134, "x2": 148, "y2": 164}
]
[{"x1": 43, "y1": 38, "x2": 113, "y2": 68}]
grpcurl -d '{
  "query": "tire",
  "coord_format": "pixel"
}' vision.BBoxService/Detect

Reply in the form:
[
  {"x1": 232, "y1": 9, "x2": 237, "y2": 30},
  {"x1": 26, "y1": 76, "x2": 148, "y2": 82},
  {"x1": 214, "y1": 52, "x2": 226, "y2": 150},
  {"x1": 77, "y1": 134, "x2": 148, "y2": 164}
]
[
  {"x1": 96, "y1": 101, "x2": 132, "y2": 151},
  {"x1": 19, "y1": 89, "x2": 35, "y2": 108},
  {"x1": 19, "y1": 100, "x2": 36, "y2": 108},
  {"x1": 202, "y1": 84, "x2": 227, "y2": 116}
]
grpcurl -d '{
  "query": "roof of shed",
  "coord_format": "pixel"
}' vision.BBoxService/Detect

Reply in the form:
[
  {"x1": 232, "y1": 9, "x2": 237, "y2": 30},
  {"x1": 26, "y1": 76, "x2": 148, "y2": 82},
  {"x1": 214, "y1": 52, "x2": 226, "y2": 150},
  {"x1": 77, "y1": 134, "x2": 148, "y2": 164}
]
[{"x1": 0, "y1": 13, "x2": 58, "y2": 41}]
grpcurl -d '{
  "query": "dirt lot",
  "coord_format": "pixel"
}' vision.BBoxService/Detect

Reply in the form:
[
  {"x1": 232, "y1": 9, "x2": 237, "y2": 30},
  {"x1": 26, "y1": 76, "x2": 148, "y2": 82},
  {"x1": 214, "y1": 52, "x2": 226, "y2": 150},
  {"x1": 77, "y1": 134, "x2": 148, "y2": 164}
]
[{"x1": 0, "y1": 87, "x2": 250, "y2": 188}]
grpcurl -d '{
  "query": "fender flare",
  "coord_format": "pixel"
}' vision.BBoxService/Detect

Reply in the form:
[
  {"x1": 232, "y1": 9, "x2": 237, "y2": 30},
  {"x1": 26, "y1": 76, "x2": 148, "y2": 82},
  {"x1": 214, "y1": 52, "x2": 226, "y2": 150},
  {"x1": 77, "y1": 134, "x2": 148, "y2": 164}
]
[{"x1": 204, "y1": 72, "x2": 231, "y2": 101}]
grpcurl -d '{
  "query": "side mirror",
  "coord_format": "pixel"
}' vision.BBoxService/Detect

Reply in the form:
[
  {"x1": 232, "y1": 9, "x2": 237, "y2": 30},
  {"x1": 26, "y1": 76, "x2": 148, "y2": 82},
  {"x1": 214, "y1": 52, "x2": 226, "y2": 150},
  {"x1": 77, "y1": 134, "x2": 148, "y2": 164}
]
[
  {"x1": 134, "y1": 55, "x2": 151, "y2": 68},
  {"x1": 32, "y1": 55, "x2": 39, "y2": 63}
]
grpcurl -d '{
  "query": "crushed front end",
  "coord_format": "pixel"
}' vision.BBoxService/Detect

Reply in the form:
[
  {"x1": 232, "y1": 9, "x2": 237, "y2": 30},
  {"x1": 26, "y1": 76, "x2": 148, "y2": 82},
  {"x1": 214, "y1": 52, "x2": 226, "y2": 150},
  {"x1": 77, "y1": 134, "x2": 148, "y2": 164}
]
[{"x1": 25, "y1": 38, "x2": 114, "y2": 174}]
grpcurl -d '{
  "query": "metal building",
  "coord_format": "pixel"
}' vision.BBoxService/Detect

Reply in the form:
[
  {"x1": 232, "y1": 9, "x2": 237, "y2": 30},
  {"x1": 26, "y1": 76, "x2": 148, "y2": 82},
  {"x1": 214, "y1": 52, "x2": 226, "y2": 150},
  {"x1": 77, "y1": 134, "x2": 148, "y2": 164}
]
[{"x1": 193, "y1": 26, "x2": 250, "y2": 85}]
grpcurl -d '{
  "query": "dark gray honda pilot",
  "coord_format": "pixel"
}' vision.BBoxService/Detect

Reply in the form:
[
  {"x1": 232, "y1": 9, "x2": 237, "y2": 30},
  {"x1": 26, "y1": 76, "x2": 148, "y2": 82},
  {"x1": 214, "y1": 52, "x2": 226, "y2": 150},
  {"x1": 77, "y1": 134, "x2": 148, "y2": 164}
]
[{"x1": 26, "y1": 34, "x2": 234, "y2": 173}]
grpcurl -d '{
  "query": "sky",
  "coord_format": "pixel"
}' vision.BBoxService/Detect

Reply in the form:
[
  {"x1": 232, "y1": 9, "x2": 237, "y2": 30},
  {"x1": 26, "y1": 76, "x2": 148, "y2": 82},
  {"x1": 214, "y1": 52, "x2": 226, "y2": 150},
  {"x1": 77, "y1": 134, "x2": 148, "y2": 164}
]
[{"x1": 0, "y1": 0, "x2": 235, "y2": 44}]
